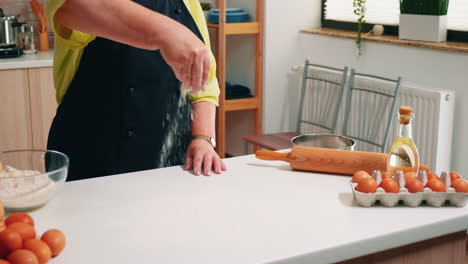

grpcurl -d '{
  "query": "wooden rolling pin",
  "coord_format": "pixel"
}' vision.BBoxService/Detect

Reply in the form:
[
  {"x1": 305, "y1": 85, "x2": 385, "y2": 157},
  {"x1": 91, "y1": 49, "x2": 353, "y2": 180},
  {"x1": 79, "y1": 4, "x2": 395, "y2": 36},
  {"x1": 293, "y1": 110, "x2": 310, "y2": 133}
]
[{"x1": 256, "y1": 146, "x2": 387, "y2": 175}]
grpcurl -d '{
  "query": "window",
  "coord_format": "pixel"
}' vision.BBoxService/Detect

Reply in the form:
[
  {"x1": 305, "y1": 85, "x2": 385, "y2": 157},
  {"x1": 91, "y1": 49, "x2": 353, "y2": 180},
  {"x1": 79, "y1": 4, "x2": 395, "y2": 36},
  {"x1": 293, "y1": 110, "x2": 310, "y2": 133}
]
[{"x1": 322, "y1": 0, "x2": 468, "y2": 42}]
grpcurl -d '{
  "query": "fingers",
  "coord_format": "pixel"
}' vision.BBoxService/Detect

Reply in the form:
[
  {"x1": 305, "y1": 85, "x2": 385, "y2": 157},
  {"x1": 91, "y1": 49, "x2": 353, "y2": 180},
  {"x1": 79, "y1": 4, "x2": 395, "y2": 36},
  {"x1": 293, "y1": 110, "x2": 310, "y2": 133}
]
[
  {"x1": 182, "y1": 55, "x2": 194, "y2": 91},
  {"x1": 212, "y1": 157, "x2": 221, "y2": 174},
  {"x1": 191, "y1": 55, "x2": 204, "y2": 95},
  {"x1": 192, "y1": 151, "x2": 203, "y2": 176},
  {"x1": 202, "y1": 154, "x2": 212, "y2": 176},
  {"x1": 187, "y1": 140, "x2": 226, "y2": 176},
  {"x1": 202, "y1": 55, "x2": 211, "y2": 90},
  {"x1": 184, "y1": 149, "x2": 193, "y2": 171},
  {"x1": 221, "y1": 160, "x2": 227, "y2": 171}
]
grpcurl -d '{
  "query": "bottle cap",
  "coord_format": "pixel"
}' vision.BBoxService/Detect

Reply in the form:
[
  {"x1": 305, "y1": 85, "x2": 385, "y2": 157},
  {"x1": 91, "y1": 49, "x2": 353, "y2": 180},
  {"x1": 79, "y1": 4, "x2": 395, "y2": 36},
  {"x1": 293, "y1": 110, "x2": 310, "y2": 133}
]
[
  {"x1": 399, "y1": 106, "x2": 413, "y2": 116},
  {"x1": 399, "y1": 106, "x2": 413, "y2": 125}
]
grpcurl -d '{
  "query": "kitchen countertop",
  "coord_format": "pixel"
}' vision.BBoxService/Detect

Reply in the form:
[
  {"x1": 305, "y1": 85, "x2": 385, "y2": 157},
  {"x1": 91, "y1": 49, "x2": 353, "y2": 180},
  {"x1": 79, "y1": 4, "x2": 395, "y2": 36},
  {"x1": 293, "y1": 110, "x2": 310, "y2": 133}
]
[
  {"x1": 29, "y1": 154, "x2": 468, "y2": 264},
  {"x1": 0, "y1": 50, "x2": 53, "y2": 70}
]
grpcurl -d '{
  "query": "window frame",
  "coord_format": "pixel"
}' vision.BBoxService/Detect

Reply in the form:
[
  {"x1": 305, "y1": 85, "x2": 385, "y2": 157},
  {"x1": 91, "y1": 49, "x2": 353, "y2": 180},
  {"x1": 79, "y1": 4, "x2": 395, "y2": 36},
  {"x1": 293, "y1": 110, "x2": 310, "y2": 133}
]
[{"x1": 321, "y1": 0, "x2": 468, "y2": 43}]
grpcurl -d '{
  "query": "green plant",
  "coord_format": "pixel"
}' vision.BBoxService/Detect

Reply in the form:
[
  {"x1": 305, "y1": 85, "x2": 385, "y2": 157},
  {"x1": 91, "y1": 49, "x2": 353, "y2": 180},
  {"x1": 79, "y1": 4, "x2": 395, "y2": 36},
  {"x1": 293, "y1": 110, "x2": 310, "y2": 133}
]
[
  {"x1": 400, "y1": 0, "x2": 449, "y2": 15},
  {"x1": 200, "y1": 2, "x2": 213, "y2": 11},
  {"x1": 353, "y1": 0, "x2": 366, "y2": 55}
]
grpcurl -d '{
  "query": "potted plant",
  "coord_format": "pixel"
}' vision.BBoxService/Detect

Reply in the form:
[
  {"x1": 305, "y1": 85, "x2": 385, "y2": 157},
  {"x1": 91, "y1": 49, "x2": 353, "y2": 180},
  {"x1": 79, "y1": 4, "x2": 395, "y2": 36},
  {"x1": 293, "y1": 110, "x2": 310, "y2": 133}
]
[
  {"x1": 399, "y1": 0, "x2": 449, "y2": 42},
  {"x1": 200, "y1": 2, "x2": 213, "y2": 21},
  {"x1": 353, "y1": 0, "x2": 366, "y2": 55}
]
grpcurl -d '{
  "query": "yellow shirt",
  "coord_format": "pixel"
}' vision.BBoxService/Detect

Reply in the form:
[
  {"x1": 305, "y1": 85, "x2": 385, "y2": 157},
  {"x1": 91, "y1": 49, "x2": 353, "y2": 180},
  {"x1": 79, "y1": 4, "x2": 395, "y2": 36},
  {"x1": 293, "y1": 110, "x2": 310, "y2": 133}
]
[{"x1": 45, "y1": 0, "x2": 219, "y2": 106}]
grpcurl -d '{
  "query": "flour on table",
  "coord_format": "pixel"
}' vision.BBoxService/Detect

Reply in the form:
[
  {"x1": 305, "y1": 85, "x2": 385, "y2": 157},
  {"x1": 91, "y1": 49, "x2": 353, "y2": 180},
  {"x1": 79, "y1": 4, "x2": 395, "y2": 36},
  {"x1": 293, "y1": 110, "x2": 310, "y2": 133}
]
[{"x1": 0, "y1": 165, "x2": 57, "y2": 208}]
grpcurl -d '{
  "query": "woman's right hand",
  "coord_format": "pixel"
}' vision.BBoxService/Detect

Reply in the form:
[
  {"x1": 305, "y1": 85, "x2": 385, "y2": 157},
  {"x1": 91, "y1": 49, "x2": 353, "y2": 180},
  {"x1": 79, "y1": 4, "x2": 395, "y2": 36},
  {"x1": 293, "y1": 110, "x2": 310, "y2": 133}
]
[{"x1": 159, "y1": 24, "x2": 211, "y2": 95}]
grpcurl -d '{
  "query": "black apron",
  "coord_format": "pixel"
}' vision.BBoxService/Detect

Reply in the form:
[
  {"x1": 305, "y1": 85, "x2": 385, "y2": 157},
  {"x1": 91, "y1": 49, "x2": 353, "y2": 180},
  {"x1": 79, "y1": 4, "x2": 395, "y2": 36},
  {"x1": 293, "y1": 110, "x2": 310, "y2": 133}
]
[{"x1": 48, "y1": 0, "x2": 204, "y2": 181}]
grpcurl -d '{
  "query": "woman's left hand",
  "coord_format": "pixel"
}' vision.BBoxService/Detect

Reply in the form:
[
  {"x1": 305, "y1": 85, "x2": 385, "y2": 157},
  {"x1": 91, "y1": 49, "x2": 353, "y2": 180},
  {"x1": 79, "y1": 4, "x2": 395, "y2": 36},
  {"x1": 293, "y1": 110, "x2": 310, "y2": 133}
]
[{"x1": 185, "y1": 139, "x2": 226, "y2": 176}]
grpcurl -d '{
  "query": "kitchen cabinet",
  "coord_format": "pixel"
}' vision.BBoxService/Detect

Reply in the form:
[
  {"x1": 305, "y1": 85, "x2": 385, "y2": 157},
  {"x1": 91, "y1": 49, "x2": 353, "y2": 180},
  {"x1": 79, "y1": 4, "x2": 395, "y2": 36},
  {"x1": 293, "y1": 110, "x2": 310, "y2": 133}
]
[
  {"x1": 0, "y1": 69, "x2": 33, "y2": 150},
  {"x1": 0, "y1": 66, "x2": 56, "y2": 151},
  {"x1": 28, "y1": 67, "x2": 57, "y2": 149}
]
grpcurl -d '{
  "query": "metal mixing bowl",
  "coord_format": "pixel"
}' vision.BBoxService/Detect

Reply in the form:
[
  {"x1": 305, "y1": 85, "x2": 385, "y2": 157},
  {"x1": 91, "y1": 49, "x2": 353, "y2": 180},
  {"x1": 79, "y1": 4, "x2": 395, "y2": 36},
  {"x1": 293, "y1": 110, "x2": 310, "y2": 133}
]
[{"x1": 291, "y1": 134, "x2": 355, "y2": 151}]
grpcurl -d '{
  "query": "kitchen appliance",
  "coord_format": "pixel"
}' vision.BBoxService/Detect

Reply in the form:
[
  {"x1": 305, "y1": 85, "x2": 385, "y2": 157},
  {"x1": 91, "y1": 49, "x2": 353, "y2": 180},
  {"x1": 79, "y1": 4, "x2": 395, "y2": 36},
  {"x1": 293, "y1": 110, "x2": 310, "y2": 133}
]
[
  {"x1": 18, "y1": 24, "x2": 37, "y2": 54},
  {"x1": 291, "y1": 134, "x2": 355, "y2": 151},
  {"x1": 0, "y1": 9, "x2": 24, "y2": 58},
  {"x1": 256, "y1": 146, "x2": 387, "y2": 175}
]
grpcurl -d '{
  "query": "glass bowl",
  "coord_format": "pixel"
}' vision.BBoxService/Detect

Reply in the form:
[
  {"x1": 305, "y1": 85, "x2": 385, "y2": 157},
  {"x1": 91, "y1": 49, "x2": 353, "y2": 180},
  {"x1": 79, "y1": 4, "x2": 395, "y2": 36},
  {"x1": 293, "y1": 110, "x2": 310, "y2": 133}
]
[{"x1": 0, "y1": 150, "x2": 69, "y2": 211}]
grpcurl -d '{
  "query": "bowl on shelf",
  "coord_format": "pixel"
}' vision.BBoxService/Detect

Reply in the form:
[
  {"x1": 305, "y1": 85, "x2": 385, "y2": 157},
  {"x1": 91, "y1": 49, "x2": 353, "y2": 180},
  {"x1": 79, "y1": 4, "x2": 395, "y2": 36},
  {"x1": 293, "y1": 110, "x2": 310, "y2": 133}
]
[
  {"x1": 208, "y1": 8, "x2": 250, "y2": 24},
  {"x1": 0, "y1": 150, "x2": 69, "y2": 211},
  {"x1": 291, "y1": 134, "x2": 356, "y2": 151}
]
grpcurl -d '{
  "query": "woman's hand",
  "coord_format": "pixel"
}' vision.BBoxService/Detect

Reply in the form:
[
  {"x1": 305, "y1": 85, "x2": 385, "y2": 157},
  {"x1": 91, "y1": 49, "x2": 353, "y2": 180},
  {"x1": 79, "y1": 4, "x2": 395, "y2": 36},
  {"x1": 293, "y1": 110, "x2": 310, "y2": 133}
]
[
  {"x1": 185, "y1": 139, "x2": 226, "y2": 176},
  {"x1": 159, "y1": 26, "x2": 210, "y2": 95}
]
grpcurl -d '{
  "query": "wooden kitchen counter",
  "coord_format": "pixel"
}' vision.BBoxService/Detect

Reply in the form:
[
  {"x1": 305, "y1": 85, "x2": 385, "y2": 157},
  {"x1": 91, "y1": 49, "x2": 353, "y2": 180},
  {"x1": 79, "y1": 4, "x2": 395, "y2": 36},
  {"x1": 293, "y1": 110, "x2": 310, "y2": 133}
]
[{"x1": 28, "y1": 154, "x2": 468, "y2": 263}]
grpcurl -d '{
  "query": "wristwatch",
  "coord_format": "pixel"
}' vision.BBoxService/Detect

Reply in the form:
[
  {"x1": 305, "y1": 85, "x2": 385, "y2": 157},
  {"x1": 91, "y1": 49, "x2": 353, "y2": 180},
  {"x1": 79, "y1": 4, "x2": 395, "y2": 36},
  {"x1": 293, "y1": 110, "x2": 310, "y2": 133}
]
[{"x1": 192, "y1": 135, "x2": 216, "y2": 148}]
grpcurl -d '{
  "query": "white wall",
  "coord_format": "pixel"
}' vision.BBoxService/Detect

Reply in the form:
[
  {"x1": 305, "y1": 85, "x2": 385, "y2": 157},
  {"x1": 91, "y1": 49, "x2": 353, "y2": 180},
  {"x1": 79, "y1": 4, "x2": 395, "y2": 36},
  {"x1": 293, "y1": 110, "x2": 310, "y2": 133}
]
[{"x1": 263, "y1": 0, "x2": 468, "y2": 173}]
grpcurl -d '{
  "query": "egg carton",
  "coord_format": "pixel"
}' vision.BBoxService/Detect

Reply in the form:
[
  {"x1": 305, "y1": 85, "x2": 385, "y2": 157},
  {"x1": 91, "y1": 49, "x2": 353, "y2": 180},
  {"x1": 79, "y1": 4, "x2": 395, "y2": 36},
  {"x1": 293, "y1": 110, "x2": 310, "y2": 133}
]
[{"x1": 351, "y1": 171, "x2": 468, "y2": 207}]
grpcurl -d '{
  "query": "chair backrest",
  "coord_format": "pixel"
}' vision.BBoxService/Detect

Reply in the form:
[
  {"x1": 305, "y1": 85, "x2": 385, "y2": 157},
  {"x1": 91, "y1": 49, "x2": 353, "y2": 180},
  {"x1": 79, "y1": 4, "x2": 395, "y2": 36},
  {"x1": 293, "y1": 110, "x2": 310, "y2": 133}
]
[
  {"x1": 296, "y1": 60, "x2": 348, "y2": 134},
  {"x1": 342, "y1": 69, "x2": 402, "y2": 153}
]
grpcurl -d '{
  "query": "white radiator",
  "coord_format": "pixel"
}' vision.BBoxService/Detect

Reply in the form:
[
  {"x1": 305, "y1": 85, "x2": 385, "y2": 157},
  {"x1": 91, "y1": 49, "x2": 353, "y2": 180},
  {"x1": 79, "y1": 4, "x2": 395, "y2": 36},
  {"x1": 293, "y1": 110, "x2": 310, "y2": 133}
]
[{"x1": 294, "y1": 66, "x2": 455, "y2": 173}]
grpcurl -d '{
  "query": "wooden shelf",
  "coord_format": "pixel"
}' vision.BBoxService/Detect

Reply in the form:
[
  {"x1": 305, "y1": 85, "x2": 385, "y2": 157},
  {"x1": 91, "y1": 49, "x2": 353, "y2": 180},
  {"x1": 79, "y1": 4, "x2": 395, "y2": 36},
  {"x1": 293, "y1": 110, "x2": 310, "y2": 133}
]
[
  {"x1": 224, "y1": 98, "x2": 259, "y2": 112},
  {"x1": 207, "y1": 22, "x2": 260, "y2": 35},
  {"x1": 213, "y1": 0, "x2": 263, "y2": 158}
]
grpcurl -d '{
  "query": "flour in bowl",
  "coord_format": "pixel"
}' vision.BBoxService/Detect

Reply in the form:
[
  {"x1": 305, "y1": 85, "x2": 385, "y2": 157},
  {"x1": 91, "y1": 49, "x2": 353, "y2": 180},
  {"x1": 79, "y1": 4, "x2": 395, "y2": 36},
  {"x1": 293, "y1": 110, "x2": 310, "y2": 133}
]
[{"x1": 0, "y1": 165, "x2": 58, "y2": 208}]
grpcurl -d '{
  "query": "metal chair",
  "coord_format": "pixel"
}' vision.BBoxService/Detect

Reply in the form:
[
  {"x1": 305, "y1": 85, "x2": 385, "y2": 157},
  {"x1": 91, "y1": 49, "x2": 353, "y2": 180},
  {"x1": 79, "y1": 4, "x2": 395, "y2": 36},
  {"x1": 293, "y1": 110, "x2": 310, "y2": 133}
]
[
  {"x1": 341, "y1": 69, "x2": 401, "y2": 153},
  {"x1": 243, "y1": 60, "x2": 348, "y2": 151}
]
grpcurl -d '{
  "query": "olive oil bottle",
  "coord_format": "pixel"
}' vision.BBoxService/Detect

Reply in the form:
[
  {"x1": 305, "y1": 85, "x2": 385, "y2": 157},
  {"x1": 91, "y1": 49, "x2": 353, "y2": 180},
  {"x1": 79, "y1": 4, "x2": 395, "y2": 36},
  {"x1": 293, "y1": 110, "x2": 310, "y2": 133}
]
[{"x1": 387, "y1": 106, "x2": 420, "y2": 175}]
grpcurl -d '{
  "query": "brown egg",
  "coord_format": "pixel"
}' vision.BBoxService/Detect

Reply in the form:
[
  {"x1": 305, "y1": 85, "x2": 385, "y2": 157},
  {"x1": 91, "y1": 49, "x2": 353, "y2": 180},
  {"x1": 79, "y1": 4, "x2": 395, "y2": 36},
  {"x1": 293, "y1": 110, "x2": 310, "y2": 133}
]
[
  {"x1": 351, "y1": 171, "x2": 371, "y2": 184},
  {"x1": 425, "y1": 179, "x2": 446, "y2": 192},
  {"x1": 7, "y1": 249, "x2": 38, "y2": 264},
  {"x1": 404, "y1": 172, "x2": 417, "y2": 183},
  {"x1": 0, "y1": 229, "x2": 22, "y2": 252},
  {"x1": 452, "y1": 179, "x2": 468, "y2": 193},
  {"x1": 24, "y1": 239, "x2": 51, "y2": 264},
  {"x1": 41, "y1": 229, "x2": 66, "y2": 257},
  {"x1": 8, "y1": 223, "x2": 36, "y2": 241}
]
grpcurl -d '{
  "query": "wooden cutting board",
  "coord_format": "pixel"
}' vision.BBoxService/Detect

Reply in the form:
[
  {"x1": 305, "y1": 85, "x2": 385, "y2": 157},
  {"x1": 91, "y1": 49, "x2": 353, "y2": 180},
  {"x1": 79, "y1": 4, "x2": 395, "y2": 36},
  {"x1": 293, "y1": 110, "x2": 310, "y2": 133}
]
[{"x1": 256, "y1": 146, "x2": 388, "y2": 175}]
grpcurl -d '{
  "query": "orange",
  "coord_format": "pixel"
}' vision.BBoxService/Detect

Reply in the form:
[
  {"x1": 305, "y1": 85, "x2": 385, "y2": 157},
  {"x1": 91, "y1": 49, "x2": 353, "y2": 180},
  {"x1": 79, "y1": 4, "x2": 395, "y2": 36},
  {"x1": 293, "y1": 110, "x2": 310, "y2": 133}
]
[
  {"x1": 0, "y1": 229, "x2": 22, "y2": 253},
  {"x1": 5, "y1": 213, "x2": 35, "y2": 227},
  {"x1": 7, "y1": 223, "x2": 36, "y2": 241},
  {"x1": 23, "y1": 239, "x2": 51, "y2": 264},
  {"x1": 7, "y1": 249, "x2": 38, "y2": 264},
  {"x1": 379, "y1": 178, "x2": 399, "y2": 193},
  {"x1": 41, "y1": 229, "x2": 66, "y2": 257},
  {"x1": 425, "y1": 179, "x2": 446, "y2": 192},
  {"x1": 356, "y1": 178, "x2": 378, "y2": 193}
]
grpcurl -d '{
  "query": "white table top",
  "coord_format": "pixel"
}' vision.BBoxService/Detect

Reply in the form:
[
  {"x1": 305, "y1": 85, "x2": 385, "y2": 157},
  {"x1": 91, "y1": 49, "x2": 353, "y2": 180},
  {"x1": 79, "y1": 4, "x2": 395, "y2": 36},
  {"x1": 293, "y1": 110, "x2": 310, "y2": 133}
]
[
  {"x1": 0, "y1": 50, "x2": 53, "y2": 70},
  {"x1": 29, "y1": 154, "x2": 468, "y2": 264}
]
